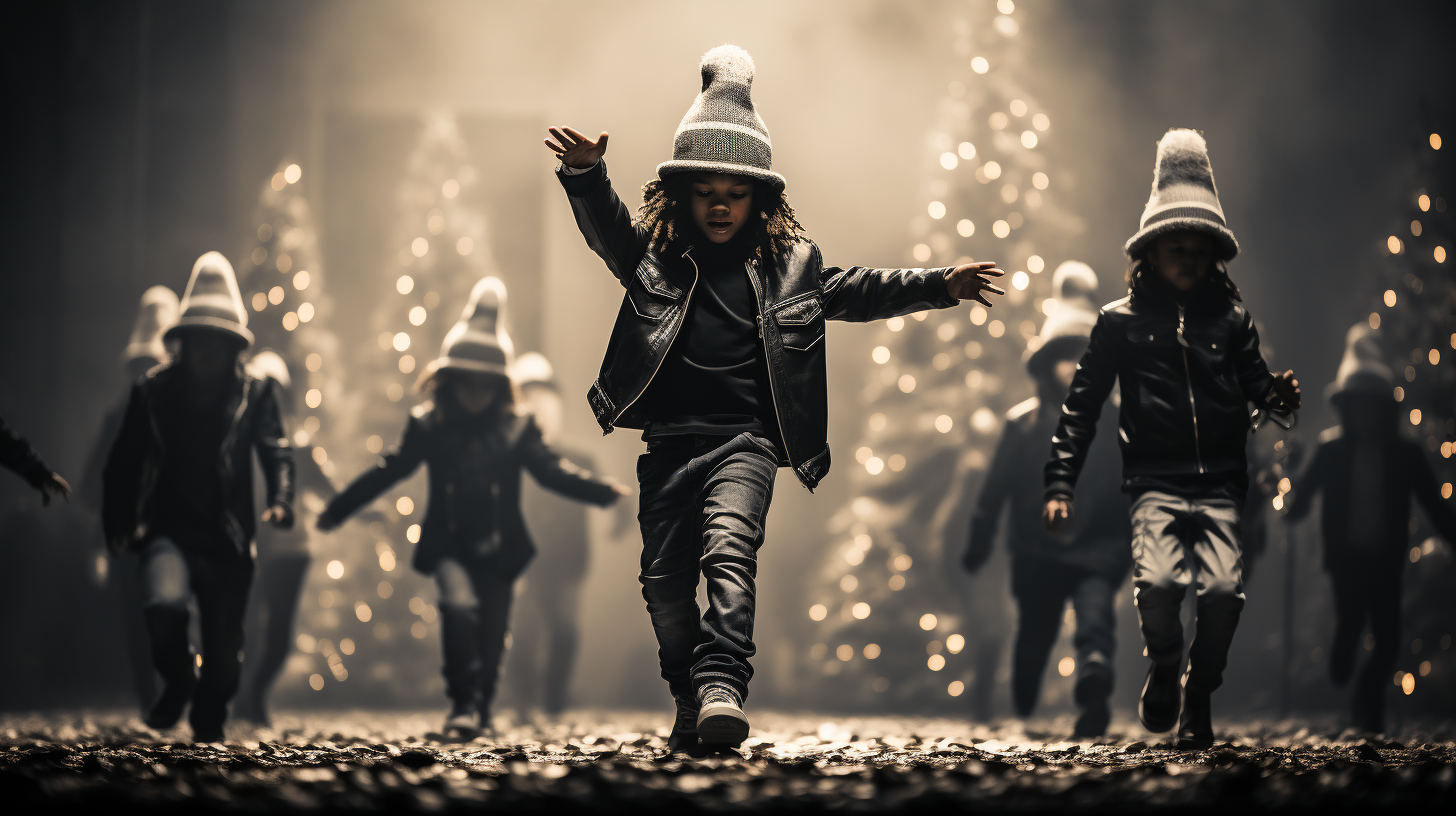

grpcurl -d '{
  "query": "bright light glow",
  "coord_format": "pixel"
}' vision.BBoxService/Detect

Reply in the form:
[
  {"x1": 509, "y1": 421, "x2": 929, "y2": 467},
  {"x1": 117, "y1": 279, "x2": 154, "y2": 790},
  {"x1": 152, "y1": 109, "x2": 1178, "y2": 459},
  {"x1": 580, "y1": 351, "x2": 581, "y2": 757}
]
[
  {"x1": 866, "y1": 457, "x2": 884, "y2": 475},
  {"x1": 297, "y1": 303, "x2": 314, "y2": 323},
  {"x1": 284, "y1": 164, "x2": 302, "y2": 184},
  {"x1": 852, "y1": 602, "x2": 871, "y2": 619},
  {"x1": 355, "y1": 602, "x2": 372, "y2": 623},
  {"x1": 1432, "y1": 133, "x2": 1443, "y2": 150},
  {"x1": 935, "y1": 415, "x2": 953, "y2": 433},
  {"x1": 271, "y1": 173, "x2": 286, "y2": 191},
  {"x1": 294, "y1": 270, "x2": 310, "y2": 290},
  {"x1": 898, "y1": 374, "x2": 916, "y2": 393},
  {"x1": 1443, "y1": 483, "x2": 1453, "y2": 499},
  {"x1": 1001, "y1": 184, "x2": 1018, "y2": 203},
  {"x1": 398, "y1": 355, "x2": 415, "y2": 374},
  {"x1": 304, "y1": 353, "x2": 322, "y2": 373},
  {"x1": 972, "y1": 406, "x2": 997, "y2": 432},
  {"x1": 946, "y1": 634, "x2": 965, "y2": 653},
  {"x1": 1032, "y1": 172, "x2": 1049, "y2": 190},
  {"x1": 309, "y1": 674, "x2": 324, "y2": 690},
  {"x1": 1402, "y1": 672, "x2": 1415, "y2": 695},
  {"x1": 1437, "y1": 246, "x2": 1447, "y2": 263},
  {"x1": 1411, "y1": 408, "x2": 1423, "y2": 426},
  {"x1": 1420, "y1": 194, "x2": 1432, "y2": 211},
  {"x1": 970, "y1": 305, "x2": 987, "y2": 326},
  {"x1": 928, "y1": 654, "x2": 946, "y2": 671},
  {"x1": 282, "y1": 311, "x2": 299, "y2": 331},
  {"x1": 958, "y1": 142, "x2": 976, "y2": 160},
  {"x1": 1370, "y1": 313, "x2": 1381, "y2": 330},
  {"x1": 1388, "y1": 236, "x2": 1402, "y2": 254},
  {"x1": 840, "y1": 574, "x2": 859, "y2": 592},
  {"x1": 411, "y1": 237, "x2": 429, "y2": 257},
  {"x1": 1385, "y1": 289, "x2": 1397, "y2": 307},
  {"x1": 837, "y1": 645, "x2": 855, "y2": 661},
  {"x1": 989, "y1": 112, "x2": 1009, "y2": 130},
  {"x1": 409, "y1": 306, "x2": 427, "y2": 326},
  {"x1": 365, "y1": 435, "x2": 383, "y2": 454},
  {"x1": 397, "y1": 496, "x2": 414, "y2": 515},
  {"x1": 809, "y1": 604, "x2": 827, "y2": 621},
  {"x1": 956, "y1": 219, "x2": 975, "y2": 238},
  {"x1": 340, "y1": 638, "x2": 355, "y2": 655},
  {"x1": 997, "y1": 0, "x2": 1014, "y2": 13},
  {"x1": 407, "y1": 524, "x2": 421, "y2": 543},
  {"x1": 378, "y1": 548, "x2": 395, "y2": 572},
  {"x1": 1021, "y1": 131, "x2": 1038, "y2": 149},
  {"x1": 1012, "y1": 271, "x2": 1029, "y2": 290},
  {"x1": 326, "y1": 560, "x2": 344, "y2": 579},
  {"x1": 268, "y1": 286, "x2": 285, "y2": 305},
  {"x1": 427, "y1": 213, "x2": 444, "y2": 235},
  {"x1": 888, "y1": 454, "x2": 906, "y2": 471},
  {"x1": 1058, "y1": 656, "x2": 1076, "y2": 677},
  {"x1": 1033, "y1": 113, "x2": 1050, "y2": 131},
  {"x1": 1027, "y1": 254, "x2": 1045, "y2": 273},
  {"x1": 311, "y1": 447, "x2": 327, "y2": 466},
  {"x1": 888, "y1": 574, "x2": 906, "y2": 590},
  {"x1": 948, "y1": 680, "x2": 965, "y2": 696},
  {"x1": 305, "y1": 388, "x2": 322, "y2": 408},
  {"x1": 971, "y1": 56, "x2": 989, "y2": 74},
  {"x1": 412, "y1": 622, "x2": 428, "y2": 639},
  {"x1": 252, "y1": 292, "x2": 267, "y2": 311},
  {"x1": 1430, "y1": 349, "x2": 1441, "y2": 365},
  {"x1": 928, "y1": 201, "x2": 947, "y2": 219},
  {"x1": 1009, "y1": 99, "x2": 1027, "y2": 117},
  {"x1": 940, "y1": 152, "x2": 958, "y2": 170},
  {"x1": 442, "y1": 179, "x2": 460, "y2": 198},
  {"x1": 457, "y1": 237, "x2": 474, "y2": 255},
  {"x1": 397, "y1": 275, "x2": 414, "y2": 294},
  {"x1": 393, "y1": 332, "x2": 410, "y2": 351},
  {"x1": 856, "y1": 446, "x2": 874, "y2": 464},
  {"x1": 276, "y1": 253, "x2": 292, "y2": 274},
  {"x1": 920, "y1": 613, "x2": 938, "y2": 631},
  {"x1": 887, "y1": 316, "x2": 905, "y2": 332},
  {"x1": 869, "y1": 413, "x2": 887, "y2": 431},
  {"x1": 913, "y1": 243, "x2": 932, "y2": 262},
  {"x1": 864, "y1": 643, "x2": 881, "y2": 659}
]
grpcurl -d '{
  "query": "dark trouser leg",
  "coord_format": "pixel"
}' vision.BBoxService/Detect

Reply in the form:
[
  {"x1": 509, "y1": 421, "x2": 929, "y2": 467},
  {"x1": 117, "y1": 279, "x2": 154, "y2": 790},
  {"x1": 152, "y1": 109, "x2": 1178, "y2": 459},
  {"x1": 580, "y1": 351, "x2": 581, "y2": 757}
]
[
  {"x1": 237, "y1": 553, "x2": 310, "y2": 722},
  {"x1": 188, "y1": 550, "x2": 254, "y2": 739},
  {"x1": 436, "y1": 558, "x2": 483, "y2": 710},
  {"x1": 1353, "y1": 572, "x2": 1401, "y2": 733},
  {"x1": 116, "y1": 551, "x2": 157, "y2": 714},
  {"x1": 1328, "y1": 568, "x2": 1365, "y2": 687},
  {"x1": 1184, "y1": 499, "x2": 1245, "y2": 694},
  {"x1": 1070, "y1": 572, "x2": 1118, "y2": 699},
  {"x1": 470, "y1": 570, "x2": 516, "y2": 716},
  {"x1": 638, "y1": 446, "x2": 710, "y2": 699},
  {"x1": 690, "y1": 442, "x2": 776, "y2": 701},
  {"x1": 140, "y1": 538, "x2": 196, "y2": 728},
  {"x1": 541, "y1": 578, "x2": 582, "y2": 715},
  {"x1": 1010, "y1": 560, "x2": 1070, "y2": 718},
  {"x1": 1130, "y1": 492, "x2": 1194, "y2": 667}
]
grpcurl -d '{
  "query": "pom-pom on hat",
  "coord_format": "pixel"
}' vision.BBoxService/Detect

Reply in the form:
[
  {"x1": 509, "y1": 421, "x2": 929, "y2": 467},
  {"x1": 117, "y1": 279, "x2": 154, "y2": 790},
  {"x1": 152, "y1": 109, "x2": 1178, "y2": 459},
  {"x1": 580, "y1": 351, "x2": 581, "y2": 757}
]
[
  {"x1": 417, "y1": 277, "x2": 514, "y2": 389},
  {"x1": 657, "y1": 44, "x2": 785, "y2": 191},
  {"x1": 510, "y1": 351, "x2": 556, "y2": 391},
  {"x1": 1125, "y1": 129, "x2": 1239, "y2": 261},
  {"x1": 1328, "y1": 322, "x2": 1394, "y2": 403},
  {"x1": 122, "y1": 285, "x2": 180, "y2": 364},
  {"x1": 245, "y1": 349, "x2": 292, "y2": 390},
  {"x1": 165, "y1": 251, "x2": 253, "y2": 346},
  {"x1": 1026, "y1": 261, "x2": 1100, "y2": 374}
]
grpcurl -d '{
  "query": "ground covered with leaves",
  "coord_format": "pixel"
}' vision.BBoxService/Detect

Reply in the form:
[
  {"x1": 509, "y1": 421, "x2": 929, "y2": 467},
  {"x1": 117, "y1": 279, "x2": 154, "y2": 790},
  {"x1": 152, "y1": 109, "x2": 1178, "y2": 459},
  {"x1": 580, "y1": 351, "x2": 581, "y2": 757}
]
[{"x1": 2, "y1": 711, "x2": 1453, "y2": 812}]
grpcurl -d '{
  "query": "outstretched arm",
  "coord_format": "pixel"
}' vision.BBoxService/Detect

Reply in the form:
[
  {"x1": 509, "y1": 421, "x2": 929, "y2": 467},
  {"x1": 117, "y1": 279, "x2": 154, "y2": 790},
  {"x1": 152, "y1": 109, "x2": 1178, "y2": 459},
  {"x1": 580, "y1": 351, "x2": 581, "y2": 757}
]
[
  {"x1": 0, "y1": 416, "x2": 69, "y2": 505},
  {"x1": 1233, "y1": 312, "x2": 1301, "y2": 413},
  {"x1": 545, "y1": 126, "x2": 648, "y2": 285},
  {"x1": 1044, "y1": 314, "x2": 1118, "y2": 512},
  {"x1": 317, "y1": 416, "x2": 428, "y2": 531},
  {"x1": 520, "y1": 418, "x2": 628, "y2": 506},
  {"x1": 819, "y1": 245, "x2": 1005, "y2": 322},
  {"x1": 253, "y1": 379, "x2": 295, "y2": 528}
]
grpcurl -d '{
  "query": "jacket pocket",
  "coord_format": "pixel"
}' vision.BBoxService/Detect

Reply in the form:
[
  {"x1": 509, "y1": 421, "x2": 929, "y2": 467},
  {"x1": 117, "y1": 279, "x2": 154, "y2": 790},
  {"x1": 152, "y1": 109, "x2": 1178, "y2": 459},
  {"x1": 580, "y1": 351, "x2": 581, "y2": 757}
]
[
  {"x1": 773, "y1": 293, "x2": 824, "y2": 351},
  {"x1": 628, "y1": 258, "x2": 684, "y2": 322}
]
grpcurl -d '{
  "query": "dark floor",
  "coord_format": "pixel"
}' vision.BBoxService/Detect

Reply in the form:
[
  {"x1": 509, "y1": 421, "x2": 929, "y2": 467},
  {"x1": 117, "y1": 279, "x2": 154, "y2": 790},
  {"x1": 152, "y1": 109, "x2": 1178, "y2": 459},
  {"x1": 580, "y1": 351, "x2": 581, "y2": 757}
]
[{"x1": 2, "y1": 710, "x2": 1453, "y2": 812}]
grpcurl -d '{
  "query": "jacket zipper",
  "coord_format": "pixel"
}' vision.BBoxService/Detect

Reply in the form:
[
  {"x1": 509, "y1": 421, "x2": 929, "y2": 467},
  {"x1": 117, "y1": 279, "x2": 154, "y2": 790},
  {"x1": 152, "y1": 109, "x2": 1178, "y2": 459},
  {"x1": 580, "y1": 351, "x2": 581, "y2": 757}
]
[
  {"x1": 612, "y1": 247, "x2": 700, "y2": 424},
  {"x1": 744, "y1": 259, "x2": 794, "y2": 470},
  {"x1": 1176, "y1": 304, "x2": 1205, "y2": 475}
]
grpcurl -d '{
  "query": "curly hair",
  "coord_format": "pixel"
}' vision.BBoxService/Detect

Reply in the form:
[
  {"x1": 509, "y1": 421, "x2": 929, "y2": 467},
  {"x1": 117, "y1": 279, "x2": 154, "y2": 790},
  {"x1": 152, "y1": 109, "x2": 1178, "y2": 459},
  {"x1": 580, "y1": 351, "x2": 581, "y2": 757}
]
[
  {"x1": 1125, "y1": 255, "x2": 1242, "y2": 302},
  {"x1": 637, "y1": 175, "x2": 806, "y2": 264}
]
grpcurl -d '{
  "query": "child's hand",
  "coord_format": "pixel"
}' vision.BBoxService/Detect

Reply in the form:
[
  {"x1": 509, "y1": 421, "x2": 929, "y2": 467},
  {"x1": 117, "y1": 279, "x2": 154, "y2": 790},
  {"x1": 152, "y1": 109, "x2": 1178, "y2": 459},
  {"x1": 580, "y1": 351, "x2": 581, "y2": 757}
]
[
  {"x1": 545, "y1": 126, "x2": 609, "y2": 169},
  {"x1": 946, "y1": 261, "x2": 1006, "y2": 307},
  {"x1": 1271, "y1": 370, "x2": 1301, "y2": 411},
  {"x1": 38, "y1": 472, "x2": 71, "y2": 506},
  {"x1": 1043, "y1": 497, "x2": 1073, "y2": 532}
]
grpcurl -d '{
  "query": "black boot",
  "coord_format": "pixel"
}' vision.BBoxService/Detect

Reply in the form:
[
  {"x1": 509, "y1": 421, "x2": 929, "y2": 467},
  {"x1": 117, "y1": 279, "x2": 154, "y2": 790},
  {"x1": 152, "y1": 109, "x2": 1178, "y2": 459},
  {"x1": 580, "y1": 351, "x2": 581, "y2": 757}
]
[
  {"x1": 1073, "y1": 659, "x2": 1113, "y2": 738},
  {"x1": 667, "y1": 694, "x2": 700, "y2": 754},
  {"x1": 1176, "y1": 688, "x2": 1214, "y2": 750},
  {"x1": 443, "y1": 698, "x2": 482, "y2": 740},
  {"x1": 143, "y1": 607, "x2": 197, "y2": 730},
  {"x1": 1138, "y1": 660, "x2": 1181, "y2": 734}
]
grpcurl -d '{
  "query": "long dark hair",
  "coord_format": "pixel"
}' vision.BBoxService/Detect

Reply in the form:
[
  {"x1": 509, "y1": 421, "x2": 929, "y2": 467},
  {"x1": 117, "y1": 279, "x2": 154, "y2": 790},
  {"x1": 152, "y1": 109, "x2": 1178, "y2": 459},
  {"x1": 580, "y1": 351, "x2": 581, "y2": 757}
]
[
  {"x1": 1125, "y1": 255, "x2": 1242, "y2": 302},
  {"x1": 637, "y1": 175, "x2": 806, "y2": 264},
  {"x1": 422, "y1": 368, "x2": 518, "y2": 419}
]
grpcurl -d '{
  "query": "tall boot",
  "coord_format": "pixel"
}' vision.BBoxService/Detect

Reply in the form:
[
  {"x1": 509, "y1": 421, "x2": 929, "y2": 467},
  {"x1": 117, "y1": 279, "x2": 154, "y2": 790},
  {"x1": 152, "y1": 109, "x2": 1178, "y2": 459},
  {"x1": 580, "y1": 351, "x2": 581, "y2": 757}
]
[
  {"x1": 439, "y1": 605, "x2": 483, "y2": 738},
  {"x1": 143, "y1": 606, "x2": 197, "y2": 730}
]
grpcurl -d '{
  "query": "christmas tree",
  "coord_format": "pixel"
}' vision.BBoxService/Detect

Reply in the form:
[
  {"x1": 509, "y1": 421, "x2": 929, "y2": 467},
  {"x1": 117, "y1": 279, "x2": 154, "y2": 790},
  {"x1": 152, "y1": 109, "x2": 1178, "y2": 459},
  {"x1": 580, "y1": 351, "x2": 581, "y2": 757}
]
[{"x1": 804, "y1": 0, "x2": 1091, "y2": 714}]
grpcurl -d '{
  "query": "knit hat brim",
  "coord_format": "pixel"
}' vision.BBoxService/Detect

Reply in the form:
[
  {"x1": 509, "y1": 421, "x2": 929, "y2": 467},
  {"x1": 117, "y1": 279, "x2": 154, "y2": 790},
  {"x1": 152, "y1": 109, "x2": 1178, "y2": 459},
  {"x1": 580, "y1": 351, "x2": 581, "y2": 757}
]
[
  {"x1": 413, "y1": 356, "x2": 511, "y2": 393},
  {"x1": 1125, "y1": 216, "x2": 1239, "y2": 262},
  {"x1": 164, "y1": 317, "x2": 254, "y2": 347},
  {"x1": 657, "y1": 159, "x2": 785, "y2": 191}
]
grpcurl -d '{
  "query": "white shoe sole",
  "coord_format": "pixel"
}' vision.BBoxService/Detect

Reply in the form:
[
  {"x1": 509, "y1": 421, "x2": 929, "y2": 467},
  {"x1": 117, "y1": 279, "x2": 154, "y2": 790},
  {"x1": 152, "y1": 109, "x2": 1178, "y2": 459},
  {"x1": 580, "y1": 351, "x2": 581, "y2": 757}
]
[{"x1": 696, "y1": 703, "x2": 748, "y2": 747}]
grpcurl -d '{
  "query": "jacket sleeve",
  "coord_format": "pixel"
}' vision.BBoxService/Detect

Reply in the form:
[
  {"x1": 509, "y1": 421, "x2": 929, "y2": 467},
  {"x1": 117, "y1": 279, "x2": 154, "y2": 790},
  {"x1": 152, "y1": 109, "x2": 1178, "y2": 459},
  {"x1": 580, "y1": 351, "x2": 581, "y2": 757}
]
[
  {"x1": 556, "y1": 160, "x2": 649, "y2": 287},
  {"x1": 252, "y1": 379, "x2": 296, "y2": 527},
  {"x1": 1284, "y1": 440, "x2": 1328, "y2": 523},
  {"x1": 101, "y1": 384, "x2": 149, "y2": 543},
  {"x1": 0, "y1": 416, "x2": 51, "y2": 488},
  {"x1": 1045, "y1": 314, "x2": 1118, "y2": 500},
  {"x1": 815, "y1": 245, "x2": 959, "y2": 322},
  {"x1": 323, "y1": 415, "x2": 428, "y2": 524},
  {"x1": 1232, "y1": 310, "x2": 1281, "y2": 410},
  {"x1": 966, "y1": 419, "x2": 1018, "y2": 567},
  {"x1": 1407, "y1": 441, "x2": 1456, "y2": 546},
  {"x1": 519, "y1": 418, "x2": 620, "y2": 507}
]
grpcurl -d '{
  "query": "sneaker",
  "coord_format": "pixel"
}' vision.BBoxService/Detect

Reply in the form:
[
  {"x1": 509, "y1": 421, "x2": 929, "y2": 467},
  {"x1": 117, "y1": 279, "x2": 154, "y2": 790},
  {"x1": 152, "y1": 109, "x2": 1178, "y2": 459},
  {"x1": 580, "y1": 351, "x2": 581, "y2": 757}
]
[
  {"x1": 667, "y1": 694, "x2": 700, "y2": 754},
  {"x1": 695, "y1": 683, "x2": 749, "y2": 748},
  {"x1": 1073, "y1": 658, "x2": 1113, "y2": 738},
  {"x1": 443, "y1": 702, "x2": 482, "y2": 740},
  {"x1": 144, "y1": 673, "x2": 198, "y2": 731},
  {"x1": 1175, "y1": 689, "x2": 1214, "y2": 750},
  {"x1": 1138, "y1": 661, "x2": 1181, "y2": 734}
]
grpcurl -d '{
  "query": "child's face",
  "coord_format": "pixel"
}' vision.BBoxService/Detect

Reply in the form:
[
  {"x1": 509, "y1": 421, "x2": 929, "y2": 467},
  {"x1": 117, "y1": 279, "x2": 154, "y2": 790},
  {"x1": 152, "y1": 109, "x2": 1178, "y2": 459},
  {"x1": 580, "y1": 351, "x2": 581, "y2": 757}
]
[
  {"x1": 1150, "y1": 231, "x2": 1215, "y2": 292},
  {"x1": 451, "y1": 373, "x2": 501, "y2": 415},
  {"x1": 689, "y1": 173, "x2": 754, "y2": 243}
]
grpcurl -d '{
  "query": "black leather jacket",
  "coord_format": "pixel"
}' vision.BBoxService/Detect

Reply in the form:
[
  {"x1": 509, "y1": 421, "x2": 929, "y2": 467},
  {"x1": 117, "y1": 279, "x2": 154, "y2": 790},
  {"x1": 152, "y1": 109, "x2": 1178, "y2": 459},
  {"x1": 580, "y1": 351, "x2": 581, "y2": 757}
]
[
  {"x1": 323, "y1": 404, "x2": 619, "y2": 578},
  {"x1": 559, "y1": 161, "x2": 958, "y2": 490},
  {"x1": 1045, "y1": 281, "x2": 1285, "y2": 500},
  {"x1": 102, "y1": 365, "x2": 295, "y2": 554}
]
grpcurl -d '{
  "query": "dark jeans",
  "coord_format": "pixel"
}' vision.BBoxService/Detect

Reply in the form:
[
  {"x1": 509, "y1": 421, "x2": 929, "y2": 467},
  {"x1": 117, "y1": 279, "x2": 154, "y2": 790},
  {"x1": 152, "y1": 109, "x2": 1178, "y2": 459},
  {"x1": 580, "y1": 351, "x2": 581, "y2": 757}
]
[
  {"x1": 140, "y1": 536, "x2": 253, "y2": 733},
  {"x1": 236, "y1": 552, "x2": 311, "y2": 719},
  {"x1": 435, "y1": 556, "x2": 515, "y2": 712},
  {"x1": 1009, "y1": 558, "x2": 1118, "y2": 716},
  {"x1": 636, "y1": 433, "x2": 778, "y2": 700},
  {"x1": 1129, "y1": 491, "x2": 1245, "y2": 693},
  {"x1": 1329, "y1": 564, "x2": 1401, "y2": 732}
]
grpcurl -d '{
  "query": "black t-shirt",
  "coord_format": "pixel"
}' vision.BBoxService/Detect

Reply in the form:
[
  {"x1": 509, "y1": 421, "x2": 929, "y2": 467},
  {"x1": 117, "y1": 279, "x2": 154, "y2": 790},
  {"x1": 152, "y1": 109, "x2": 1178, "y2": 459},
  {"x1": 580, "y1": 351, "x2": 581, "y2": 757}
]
[
  {"x1": 151, "y1": 380, "x2": 233, "y2": 548},
  {"x1": 636, "y1": 236, "x2": 780, "y2": 441}
]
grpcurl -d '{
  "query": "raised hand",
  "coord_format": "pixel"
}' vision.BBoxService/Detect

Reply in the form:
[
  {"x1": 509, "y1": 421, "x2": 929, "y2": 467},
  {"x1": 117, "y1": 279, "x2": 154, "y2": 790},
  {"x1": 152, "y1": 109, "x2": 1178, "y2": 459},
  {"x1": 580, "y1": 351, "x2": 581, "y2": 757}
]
[
  {"x1": 38, "y1": 472, "x2": 71, "y2": 506},
  {"x1": 1043, "y1": 497, "x2": 1073, "y2": 533},
  {"x1": 946, "y1": 261, "x2": 1006, "y2": 307},
  {"x1": 1272, "y1": 370, "x2": 1301, "y2": 411},
  {"x1": 544, "y1": 126, "x2": 609, "y2": 169}
]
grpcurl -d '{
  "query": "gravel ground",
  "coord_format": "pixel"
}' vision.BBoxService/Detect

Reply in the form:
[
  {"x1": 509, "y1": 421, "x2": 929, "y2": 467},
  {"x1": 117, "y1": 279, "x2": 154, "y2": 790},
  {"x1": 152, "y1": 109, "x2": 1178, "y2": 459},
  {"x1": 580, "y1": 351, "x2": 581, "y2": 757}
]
[{"x1": 2, "y1": 710, "x2": 1453, "y2": 812}]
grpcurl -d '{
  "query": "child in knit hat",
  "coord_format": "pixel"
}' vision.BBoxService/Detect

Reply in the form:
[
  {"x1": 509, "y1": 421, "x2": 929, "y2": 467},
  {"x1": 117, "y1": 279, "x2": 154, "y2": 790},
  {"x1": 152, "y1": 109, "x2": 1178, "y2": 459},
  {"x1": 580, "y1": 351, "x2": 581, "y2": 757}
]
[
  {"x1": 545, "y1": 44, "x2": 1006, "y2": 752},
  {"x1": 1042, "y1": 129, "x2": 1301, "y2": 749}
]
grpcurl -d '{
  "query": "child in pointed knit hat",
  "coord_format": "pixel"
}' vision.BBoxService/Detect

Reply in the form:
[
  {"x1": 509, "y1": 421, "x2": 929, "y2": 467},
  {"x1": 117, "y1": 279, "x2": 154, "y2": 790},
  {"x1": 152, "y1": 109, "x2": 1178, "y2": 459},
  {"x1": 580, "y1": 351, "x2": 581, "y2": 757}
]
[
  {"x1": 1041, "y1": 130, "x2": 1302, "y2": 749},
  {"x1": 545, "y1": 44, "x2": 1007, "y2": 752},
  {"x1": 1285, "y1": 323, "x2": 1456, "y2": 734},
  {"x1": 317, "y1": 278, "x2": 627, "y2": 739}
]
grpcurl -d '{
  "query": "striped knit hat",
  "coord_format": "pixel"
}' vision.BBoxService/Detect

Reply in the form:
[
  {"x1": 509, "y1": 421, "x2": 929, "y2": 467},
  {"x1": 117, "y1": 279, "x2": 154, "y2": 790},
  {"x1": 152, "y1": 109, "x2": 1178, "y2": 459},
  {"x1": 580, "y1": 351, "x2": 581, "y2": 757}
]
[
  {"x1": 417, "y1": 277, "x2": 514, "y2": 388},
  {"x1": 657, "y1": 45, "x2": 785, "y2": 191},
  {"x1": 165, "y1": 251, "x2": 253, "y2": 346},
  {"x1": 1328, "y1": 322, "x2": 1393, "y2": 403},
  {"x1": 1125, "y1": 129, "x2": 1239, "y2": 261}
]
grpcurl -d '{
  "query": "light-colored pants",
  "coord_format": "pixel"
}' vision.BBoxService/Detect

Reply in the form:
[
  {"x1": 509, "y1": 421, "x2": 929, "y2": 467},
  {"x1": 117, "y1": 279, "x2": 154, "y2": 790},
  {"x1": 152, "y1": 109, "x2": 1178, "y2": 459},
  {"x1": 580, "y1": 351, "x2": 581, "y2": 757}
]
[{"x1": 1129, "y1": 491, "x2": 1245, "y2": 693}]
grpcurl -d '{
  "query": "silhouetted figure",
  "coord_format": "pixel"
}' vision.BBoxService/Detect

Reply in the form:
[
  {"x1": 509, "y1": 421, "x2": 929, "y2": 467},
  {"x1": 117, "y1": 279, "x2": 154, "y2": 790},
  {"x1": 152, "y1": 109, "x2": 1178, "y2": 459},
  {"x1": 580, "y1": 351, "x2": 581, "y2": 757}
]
[
  {"x1": 318, "y1": 280, "x2": 624, "y2": 740},
  {"x1": 79, "y1": 285, "x2": 179, "y2": 714},
  {"x1": 1042, "y1": 131, "x2": 1301, "y2": 749},
  {"x1": 233, "y1": 351, "x2": 338, "y2": 727},
  {"x1": 965, "y1": 262, "x2": 1130, "y2": 738},
  {"x1": 103, "y1": 253, "x2": 294, "y2": 742},
  {"x1": 1286, "y1": 323, "x2": 1456, "y2": 734}
]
